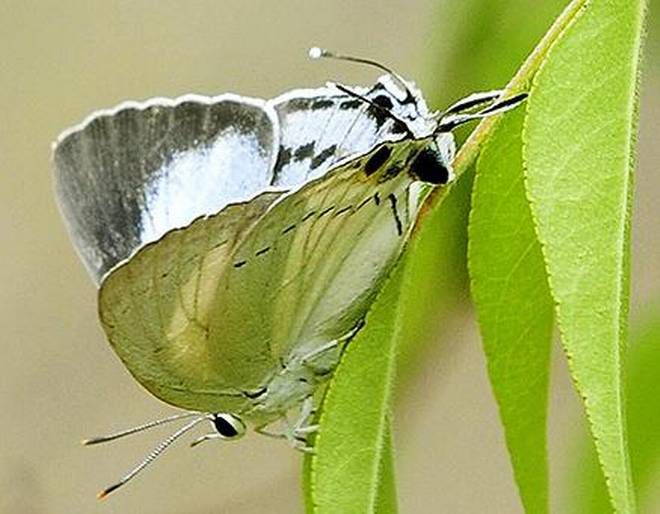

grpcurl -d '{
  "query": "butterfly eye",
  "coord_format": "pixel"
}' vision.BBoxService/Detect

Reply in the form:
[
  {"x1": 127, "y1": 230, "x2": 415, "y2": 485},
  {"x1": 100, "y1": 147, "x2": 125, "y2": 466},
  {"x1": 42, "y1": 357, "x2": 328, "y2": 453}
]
[
  {"x1": 409, "y1": 147, "x2": 451, "y2": 185},
  {"x1": 212, "y1": 413, "x2": 246, "y2": 439}
]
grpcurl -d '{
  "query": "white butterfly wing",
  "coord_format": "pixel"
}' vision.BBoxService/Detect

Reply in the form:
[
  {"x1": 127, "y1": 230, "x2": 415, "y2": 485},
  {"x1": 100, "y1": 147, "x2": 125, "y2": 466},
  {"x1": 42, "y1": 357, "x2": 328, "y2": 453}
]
[
  {"x1": 269, "y1": 78, "x2": 413, "y2": 187},
  {"x1": 54, "y1": 87, "x2": 430, "y2": 414},
  {"x1": 54, "y1": 95, "x2": 286, "y2": 413},
  {"x1": 53, "y1": 94, "x2": 280, "y2": 282}
]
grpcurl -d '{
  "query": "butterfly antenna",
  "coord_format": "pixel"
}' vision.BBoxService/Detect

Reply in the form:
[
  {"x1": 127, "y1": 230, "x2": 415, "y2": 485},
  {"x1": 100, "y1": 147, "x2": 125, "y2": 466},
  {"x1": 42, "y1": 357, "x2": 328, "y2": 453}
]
[
  {"x1": 309, "y1": 47, "x2": 416, "y2": 102},
  {"x1": 96, "y1": 416, "x2": 208, "y2": 500},
  {"x1": 331, "y1": 82, "x2": 412, "y2": 136},
  {"x1": 82, "y1": 411, "x2": 202, "y2": 445},
  {"x1": 440, "y1": 90, "x2": 504, "y2": 118},
  {"x1": 437, "y1": 92, "x2": 528, "y2": 132}
]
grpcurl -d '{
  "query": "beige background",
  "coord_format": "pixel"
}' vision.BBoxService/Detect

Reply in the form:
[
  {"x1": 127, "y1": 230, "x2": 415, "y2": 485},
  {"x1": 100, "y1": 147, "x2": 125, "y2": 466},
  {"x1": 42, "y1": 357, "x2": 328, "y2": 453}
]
[{"x1": 1, "y1": 1, "x2": 658, "y2": 513}]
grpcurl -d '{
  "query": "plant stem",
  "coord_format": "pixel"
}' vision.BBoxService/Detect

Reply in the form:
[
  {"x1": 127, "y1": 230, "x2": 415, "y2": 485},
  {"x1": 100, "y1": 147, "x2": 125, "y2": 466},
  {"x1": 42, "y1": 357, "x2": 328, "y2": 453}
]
[{"x1": 414, "y1": 0, "x2": 587, "y2": 230}]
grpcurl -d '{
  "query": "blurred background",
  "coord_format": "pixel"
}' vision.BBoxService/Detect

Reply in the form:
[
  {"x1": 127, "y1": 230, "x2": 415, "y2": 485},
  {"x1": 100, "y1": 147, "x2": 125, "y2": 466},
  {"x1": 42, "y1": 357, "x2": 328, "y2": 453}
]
[{"x1": 0, "y1": 1, "x2": 658, "y2": 512}]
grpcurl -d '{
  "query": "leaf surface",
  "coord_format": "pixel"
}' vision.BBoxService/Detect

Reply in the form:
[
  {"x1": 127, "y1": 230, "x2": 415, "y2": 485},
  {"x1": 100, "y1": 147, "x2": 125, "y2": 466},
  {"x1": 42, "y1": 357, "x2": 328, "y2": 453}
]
[
  {"x1": 305, "y1": 264, "x2": 406, "y2": 514},
  {"x1": 569, "y1": 307, "x2": 660, "y2": 513},
  {"x1": 523, "y1": 0, "x2": 647, "y2": 510},
  {"x1": 469, "y1": 108, "x2": 554, "y2": 513}
]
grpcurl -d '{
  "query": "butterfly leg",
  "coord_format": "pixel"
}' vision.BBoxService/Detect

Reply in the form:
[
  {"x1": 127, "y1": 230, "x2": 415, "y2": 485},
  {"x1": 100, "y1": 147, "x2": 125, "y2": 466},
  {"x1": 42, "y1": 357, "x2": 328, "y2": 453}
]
[
  {"x1": 293, "y1": 397, "x2": 317, "y2": 433},
  {"x1": 256, "y1": 398, "x2": 318, "y2": 452},
  {"x1": 300, "y1": 319, "x2": 365, "y2": 366},
  {"x1": 300, "y1": 340, "x2": 341, "y2": 365},
  {"x1": 254, "y1": 401, "x2": 320, "y2": 452},
  {"x1": 438, "y1": 92, "x2": 528, "y2": 131},
  {"x1": 190, "y1": 433, "x2": 223, "y2": 448},
  {"x1": 285, "y1": 397, "x2": 320, "y2": 453}
]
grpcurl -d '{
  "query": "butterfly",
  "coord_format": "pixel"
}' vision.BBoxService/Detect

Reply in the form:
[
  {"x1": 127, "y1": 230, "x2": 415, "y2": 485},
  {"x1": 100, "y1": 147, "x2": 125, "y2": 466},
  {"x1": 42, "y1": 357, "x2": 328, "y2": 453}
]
[{"x1": 53, "y1": 47, "x2": 525, "y2": 497}]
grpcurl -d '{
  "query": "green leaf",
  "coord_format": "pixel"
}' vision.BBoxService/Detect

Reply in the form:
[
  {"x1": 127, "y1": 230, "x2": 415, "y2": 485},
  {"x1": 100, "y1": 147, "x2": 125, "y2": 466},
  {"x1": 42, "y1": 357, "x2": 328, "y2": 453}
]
[
  {"x1": 416, "y1": 0, "x2": 568, "y2": 348},
  {"x1": 305, "y1": 173, "x2": 481, "y2": 513},
  {"x1": 523, "y1": 0, "x2": 647, "y2": 511},
  {"x1": 396, "y1": 168, "x2": 474, "y2": 374},
  {"x1": 569, "y1": 306, "x2": 660, "y2": 513},
  {"x1": 428, "y1": 0, "x2": 568, "y2": 113},
  {"x1": 305, "y1": 264, "x2": 405, "y2": 514},
  {"x1": 373, "y1": 419, "x2": 398, "y2": 513},
  {"x1": 304, "y1": 1, "x2": 614, "y2": 510},
  {"x1": 418, "y1": 0, "x2": 588, "y2": 221},
  {"x1": 469, "y1": 108, "x2": 554, "y2": 514}
]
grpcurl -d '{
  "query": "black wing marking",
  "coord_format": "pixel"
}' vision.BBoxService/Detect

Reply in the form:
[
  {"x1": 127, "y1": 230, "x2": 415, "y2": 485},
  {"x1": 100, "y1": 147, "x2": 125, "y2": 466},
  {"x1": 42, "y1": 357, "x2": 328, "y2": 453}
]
[
  {"x1": 268, "y1": 77, "x2": 422, "y2": 188},
  {"x1": 206, "y1": 141, "x2": 424, "y2": 389}
]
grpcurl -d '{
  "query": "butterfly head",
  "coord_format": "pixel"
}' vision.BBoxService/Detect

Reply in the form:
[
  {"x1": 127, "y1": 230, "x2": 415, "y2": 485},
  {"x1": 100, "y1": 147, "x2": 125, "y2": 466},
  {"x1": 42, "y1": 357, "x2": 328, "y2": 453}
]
[
  {"x1": 352, "y1": 74, "x2": 456, "y2": 185},
  {"x1": 310, "y1": 47, "x2": 527, "y2": 186}
]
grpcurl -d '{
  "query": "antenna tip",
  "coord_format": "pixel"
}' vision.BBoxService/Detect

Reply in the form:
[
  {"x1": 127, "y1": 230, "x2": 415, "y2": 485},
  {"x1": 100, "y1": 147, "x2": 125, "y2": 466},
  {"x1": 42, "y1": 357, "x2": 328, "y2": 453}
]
[
  {"x1": 308, "y1": 47, "x2": 326, "y2": 59},
  {"x1": 97, "y1": 482, "x2": 121, "y2": 500},
  {"x1": 81, "y1": 436, "x2": 103, "y2": 446}
]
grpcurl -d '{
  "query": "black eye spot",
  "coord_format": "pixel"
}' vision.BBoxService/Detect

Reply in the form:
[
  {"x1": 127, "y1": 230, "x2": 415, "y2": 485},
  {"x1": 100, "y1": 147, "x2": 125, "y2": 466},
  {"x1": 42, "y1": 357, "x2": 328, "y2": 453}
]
[
  {"x1": 372, "y1": 95, "x2": 394, "y2": 110},
  {"x1": 364, "y1": 146, "x2": 392, "y2": 176},
  {"x1": 410, "y1": 148, "x2": 450, "y2": 184},
  {"x1": 213, "y1": 415, "x2": 239, "y2": 438}
]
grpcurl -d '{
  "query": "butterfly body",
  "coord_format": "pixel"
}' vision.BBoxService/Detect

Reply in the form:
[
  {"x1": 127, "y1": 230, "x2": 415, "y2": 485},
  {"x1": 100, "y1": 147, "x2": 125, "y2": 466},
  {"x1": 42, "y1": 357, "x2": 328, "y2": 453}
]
[
  {"x1": 53, "y1": 51, "x2": 526, "y2": 495},
  {"x1": 97, "y1": 133, "x2": 432, "y2": 424},
  {"x1": 55, "y1": 72, "x2": 451, "y2": 415}
]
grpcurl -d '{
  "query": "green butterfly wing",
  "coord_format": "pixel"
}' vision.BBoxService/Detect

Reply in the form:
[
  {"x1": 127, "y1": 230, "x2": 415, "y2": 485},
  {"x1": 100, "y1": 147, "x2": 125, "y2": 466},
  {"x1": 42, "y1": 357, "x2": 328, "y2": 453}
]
[
  {"x1": 207, "y1": 140, "x2": 426, "y2": 397},
  {"x1": 99, "y1": 191, "x2": 282, "y2": 414},
  {"x1": 99, "y1": 140, "x2": 426, "y2": 414}
]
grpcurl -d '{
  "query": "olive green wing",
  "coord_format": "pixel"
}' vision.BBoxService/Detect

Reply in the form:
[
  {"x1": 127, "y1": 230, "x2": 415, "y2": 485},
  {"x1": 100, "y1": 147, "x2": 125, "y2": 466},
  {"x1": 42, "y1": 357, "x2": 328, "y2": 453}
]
[
  {"x1": 99, "y1": 191, "x2": 282, "y2": 413},
  {"x1": 53, "y1": 94, "x2": 285, "y2": 413},
  {"x1": 207, "y1": 140, "x2": 427, "y2": 389}
]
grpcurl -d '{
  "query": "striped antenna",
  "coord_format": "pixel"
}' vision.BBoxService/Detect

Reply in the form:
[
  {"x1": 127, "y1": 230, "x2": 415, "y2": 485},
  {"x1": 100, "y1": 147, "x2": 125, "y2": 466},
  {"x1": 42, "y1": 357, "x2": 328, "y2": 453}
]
[
  {"x1": 96, "y1": 416, "x2": 208, "y2": 499},
  {"x1": 437, "y1": 93, "x2": 528, "y2": 131},
  {"x1": 82, "y1": 411, "x2": 202, "y2": 445}
]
